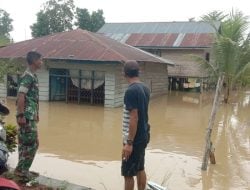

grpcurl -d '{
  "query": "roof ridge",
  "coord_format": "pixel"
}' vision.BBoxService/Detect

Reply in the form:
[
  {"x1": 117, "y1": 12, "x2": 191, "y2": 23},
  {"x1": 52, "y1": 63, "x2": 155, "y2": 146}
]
[{"x1": 86, "y1": 31, "x2": 128, "y2": 61}]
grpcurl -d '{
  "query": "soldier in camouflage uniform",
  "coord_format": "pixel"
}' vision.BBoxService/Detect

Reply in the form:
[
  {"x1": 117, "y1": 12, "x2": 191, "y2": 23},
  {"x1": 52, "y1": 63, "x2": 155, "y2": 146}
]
[{"x1": 14, "y1": 51, "x2": 42, "y2": 182}]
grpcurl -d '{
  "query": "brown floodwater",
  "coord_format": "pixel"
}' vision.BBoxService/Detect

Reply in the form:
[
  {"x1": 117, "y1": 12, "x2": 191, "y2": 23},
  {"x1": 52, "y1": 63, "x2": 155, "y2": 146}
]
[{"x1": 4, "y1": 91, "x2": 250, "y2": 190}]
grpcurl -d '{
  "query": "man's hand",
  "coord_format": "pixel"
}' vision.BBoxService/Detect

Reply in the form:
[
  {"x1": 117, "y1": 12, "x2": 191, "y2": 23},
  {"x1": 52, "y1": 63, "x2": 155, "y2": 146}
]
[
  {"x1": 17, "y1": 116, "x2": 26, "y2": 127},
  {"x1": 122, "y1": 144, "x2": 133, "y2": 161}
]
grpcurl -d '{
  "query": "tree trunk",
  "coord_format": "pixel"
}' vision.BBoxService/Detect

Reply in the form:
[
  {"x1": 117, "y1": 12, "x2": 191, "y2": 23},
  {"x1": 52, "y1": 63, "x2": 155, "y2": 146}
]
[
  {"x1": 224, "y1": 77, "x2": 230, "y2": 104},
  {"x1": 224, "y1": 86, "x2": 229, "y2": 103}
]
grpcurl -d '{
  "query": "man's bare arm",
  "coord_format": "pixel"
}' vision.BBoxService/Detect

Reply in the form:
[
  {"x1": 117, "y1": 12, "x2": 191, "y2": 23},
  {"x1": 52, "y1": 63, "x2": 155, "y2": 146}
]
[
  {"x1": 128, "y1": 109, "x2": 138, "y2": 142},
  {"x1": 17, "y1": 93, "x2": 25, "y2": 114}
]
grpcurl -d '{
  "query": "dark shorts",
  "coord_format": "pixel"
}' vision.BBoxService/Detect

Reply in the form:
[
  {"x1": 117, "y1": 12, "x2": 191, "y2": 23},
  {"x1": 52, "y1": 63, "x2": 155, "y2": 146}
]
[{"x1": 121, "y1": 142, "x2": 147, "y2": 177}]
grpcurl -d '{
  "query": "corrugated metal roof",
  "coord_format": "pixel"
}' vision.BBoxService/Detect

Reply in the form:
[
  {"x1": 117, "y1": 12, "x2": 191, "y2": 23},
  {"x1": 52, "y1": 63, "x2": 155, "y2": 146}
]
[
  {"x1": 0, "y1": 29, "x2": 173, "y2": 65},
  {"x1": 98, "y1": 22, "x2": 219, "y2": 48},
  {"x1": 104, "y1": 33, "x2": 214, "y2": 48},
  {"x1": 98, "y1": 22, "x2": 220, "y2": 34}
]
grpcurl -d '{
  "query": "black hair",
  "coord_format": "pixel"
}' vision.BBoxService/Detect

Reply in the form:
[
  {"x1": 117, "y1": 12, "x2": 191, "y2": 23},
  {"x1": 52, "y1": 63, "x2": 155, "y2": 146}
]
[
  {"x1": 26, "y1": 51, "x2": 42, "y2": 65},
  {"x1": 124, "y1": 60, "x2": 139, "y2": 78}
]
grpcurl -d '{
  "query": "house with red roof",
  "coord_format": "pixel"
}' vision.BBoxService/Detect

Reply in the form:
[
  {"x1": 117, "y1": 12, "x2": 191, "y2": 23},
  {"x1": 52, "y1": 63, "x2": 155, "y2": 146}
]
[
  {"x1": 0, "y1": 29, "x2": 173, "y2": 107},
  {"x1": 98, "y1": 21, "x2": 220, "y2": 91}
]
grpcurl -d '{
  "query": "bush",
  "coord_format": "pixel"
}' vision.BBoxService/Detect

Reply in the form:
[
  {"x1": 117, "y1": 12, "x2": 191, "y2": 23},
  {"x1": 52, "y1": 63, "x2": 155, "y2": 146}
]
[{"x1": 4, "y1": 124, "x2": 17, "y2": 152}]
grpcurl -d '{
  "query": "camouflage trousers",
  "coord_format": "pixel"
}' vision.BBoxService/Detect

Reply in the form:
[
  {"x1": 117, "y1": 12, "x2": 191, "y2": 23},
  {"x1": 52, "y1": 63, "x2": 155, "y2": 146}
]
[{"x1": 16, "y1": 120, "x2": 38, "y2": 172}]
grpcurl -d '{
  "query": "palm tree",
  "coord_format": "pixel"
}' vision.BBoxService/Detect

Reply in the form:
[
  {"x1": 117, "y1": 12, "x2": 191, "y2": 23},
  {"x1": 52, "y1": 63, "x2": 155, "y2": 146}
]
[
  {"x1": 200, "y1": 10, "x2": 227, "y2": 22},
  {"x1": 197, "y1": 10, "x2": 250, "y2": 103}
]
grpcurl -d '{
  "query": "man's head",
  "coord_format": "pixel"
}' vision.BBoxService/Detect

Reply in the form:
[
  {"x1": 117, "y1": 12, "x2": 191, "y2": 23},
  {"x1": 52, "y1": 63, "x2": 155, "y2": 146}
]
[
  {"x1": 123, "y1": 60, "x2": 140, "y2": 78},
  {"x1": 26, "y1": 51, "x2": 43, "y2": 70},
  {"x1": 26, "y1": 51, "x2": 42, "y2": 65}
]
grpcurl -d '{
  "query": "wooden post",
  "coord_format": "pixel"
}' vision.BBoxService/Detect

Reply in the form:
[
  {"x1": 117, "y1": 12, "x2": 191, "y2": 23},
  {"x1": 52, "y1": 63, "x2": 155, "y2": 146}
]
[
  {"x1": 65, "y1": 73, "x2": 69, "y2": 104},
  {"x1": 201, "y1": 74, "x2": 224, "y2": 170},
  {"x1": 200, "y1": 78, "x2": 203, "y2": 93},
  {"x1": 90, "y1": 71, "x2": 94, "y2": 104},
  {"x1": 78, "y1": 70, "x2": 81, "y2": 104},
  {"x1": 169, "y1": 77, "x2": 172, "y2": 93}
]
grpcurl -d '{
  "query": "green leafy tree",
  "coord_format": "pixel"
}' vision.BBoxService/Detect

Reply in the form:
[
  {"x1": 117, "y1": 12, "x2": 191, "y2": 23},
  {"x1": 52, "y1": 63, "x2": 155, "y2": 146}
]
[
  {"x1": 0, "y1": 59, "x2": 24, "y2": 82},
  {"x1": 31, "y1": 0, "x2": 75, "y2": 37},
  {"x1": 0, "y1": 9, "x2": 13, "y2": 45},
  {"x1": 31, "y1": 11, "x2": 50, "y2": 38},
  {"x1": 75, "y1": 8, "x2": 105, "y2": 32},
  {"x1": 196, "y1": 10, "x2": 250, "y2": 103},
  {"x1": 200, "y1": 10, "x2": 227, "y2": 22},
  {"x1": 0, "y1": 10, "x2": 23, "y2": 84},
  {"x1": 90, "y1": 10, "x2": 105, "y2": 32},
  {"x1": 75, "y1": 8, "x2": 91, "y2": 31},
  {"x1": 0, "y1": 35, "x2": 10, "y2": 46}
]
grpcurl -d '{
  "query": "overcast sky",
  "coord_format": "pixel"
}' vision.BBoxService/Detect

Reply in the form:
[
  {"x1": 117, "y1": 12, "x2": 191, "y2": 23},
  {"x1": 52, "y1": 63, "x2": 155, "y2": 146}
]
[{"x1": 1, "y1": 0, "x2": 249, "y2": 42}]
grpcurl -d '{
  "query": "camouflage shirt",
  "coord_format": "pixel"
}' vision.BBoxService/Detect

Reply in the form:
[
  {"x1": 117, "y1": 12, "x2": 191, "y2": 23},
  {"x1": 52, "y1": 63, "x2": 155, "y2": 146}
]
[{"x1": 17, "y1": 68, "x2": 39, "y2": 120}]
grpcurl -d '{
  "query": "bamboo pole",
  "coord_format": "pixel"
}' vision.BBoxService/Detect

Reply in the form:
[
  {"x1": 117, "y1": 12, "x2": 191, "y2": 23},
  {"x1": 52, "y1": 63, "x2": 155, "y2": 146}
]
[{"x1": 201, "y1": 74, "x2": 224, "y2": 170}]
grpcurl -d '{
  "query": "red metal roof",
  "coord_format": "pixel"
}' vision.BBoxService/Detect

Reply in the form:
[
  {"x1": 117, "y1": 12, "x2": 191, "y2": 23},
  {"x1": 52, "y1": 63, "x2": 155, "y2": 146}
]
[
  {"x1": 124, "y1": 33, "x2": 214, "y2": 48},
  {"x1": 0, "y1": 29, "x2": 173, "y2": 64},
  {"x1": 99, "y1": 22, "x2": 219, "y2": 48},
  {"x1": 180, "y1": 33, "x2": 214, "y2": 47}
]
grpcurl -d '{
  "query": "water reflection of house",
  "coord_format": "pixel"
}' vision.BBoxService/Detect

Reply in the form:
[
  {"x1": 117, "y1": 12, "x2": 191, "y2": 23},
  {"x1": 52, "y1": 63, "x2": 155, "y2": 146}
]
[
  {"x1": 0, "y1": 29, "x2": 173, "y2": 107},
  {"x1": 98, "y1": 21, "x2": 220, "y2": 91}
]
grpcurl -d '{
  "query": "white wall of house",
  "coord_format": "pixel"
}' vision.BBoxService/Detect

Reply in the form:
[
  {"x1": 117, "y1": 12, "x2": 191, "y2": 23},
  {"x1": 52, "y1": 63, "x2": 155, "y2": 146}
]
[
  {"x1": 0, "y1": 67, "x2": 49, "y2": 101},
  {"x1": 0, "y1": 75, "x2": 7, "y2": 99},
  {"x1": 48, "y1": 61, "x2": 116, "y2": 107},
  {"x1": 1, "y1": 61, "x2": 169, "y2": 107},
  {"x1": 143, "y1": 62, "x2": 169, "y2": 97},
  {"x1": 37, "y1": 66, "x2": 49, "y2": 101},
  {"x1": 104, "y1": 72, "x2": 116, "y2": 107},
  {"x1": 113, "y1": 65, "x2": 127, "y2": 107}
]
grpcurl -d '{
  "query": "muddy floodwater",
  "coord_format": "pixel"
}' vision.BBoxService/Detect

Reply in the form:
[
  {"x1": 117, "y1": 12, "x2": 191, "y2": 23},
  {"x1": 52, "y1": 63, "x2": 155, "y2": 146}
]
[{"x1": 4, "y1": 91, "x2": 250, "y2": 190}]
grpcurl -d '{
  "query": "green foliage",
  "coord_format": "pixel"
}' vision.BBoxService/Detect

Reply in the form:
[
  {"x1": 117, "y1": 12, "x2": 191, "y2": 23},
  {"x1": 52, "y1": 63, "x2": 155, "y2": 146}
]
[
  {"x1": 212, "y1": 11, "x2": 250, "y2": 84},
  {"x1": 31, "y1": 0, "x2": 105, "y2": 37},
  {"x1": 31, "y1": 0, "x2": 75, "y2": 37},
  {"x1": 0, "y1": 35, "x2": 10, "y2": 46},
  {"x1": 90, "y1": 9, "x2": 105, "y2": 32},
  {"x1": 0, "y1": 9, "x2": 13, "y2": 37},
  {"x1": 236, "y1": 65, "x2": 250, "y2": 87},
  {"x1": 75, "y1": 8, "x2": 91, "y2": 30},
  {"x1": 4, "y1": 124, "x2": 17, "y2": 153},
  {"x1": 196, "y1": 10, "x2": 250, "y2": 103},
  {"x1": 75, "y1": 8, "x2": 105, "y2": 32},
  {"x1": 0, "y1": 59, "x2": 25, "y2": 82},
  {"x1": 31, "y1": 11, "x2": 51, "y2": 38},
  {"x1": 200, "y1": 10, "x2": 227, "y2": 22}
]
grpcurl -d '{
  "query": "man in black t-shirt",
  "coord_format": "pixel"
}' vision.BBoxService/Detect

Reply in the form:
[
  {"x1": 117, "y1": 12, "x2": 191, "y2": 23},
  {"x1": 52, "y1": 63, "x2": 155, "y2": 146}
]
[{"x1": 122, "y1": 60, "x2": 150, "y2": 190}]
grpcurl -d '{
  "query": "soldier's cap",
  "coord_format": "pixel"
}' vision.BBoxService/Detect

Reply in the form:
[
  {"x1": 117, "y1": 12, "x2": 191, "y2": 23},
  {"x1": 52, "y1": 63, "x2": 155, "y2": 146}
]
[{"x1": 0, "y1": 102, "x2": 9, "y2": 116}]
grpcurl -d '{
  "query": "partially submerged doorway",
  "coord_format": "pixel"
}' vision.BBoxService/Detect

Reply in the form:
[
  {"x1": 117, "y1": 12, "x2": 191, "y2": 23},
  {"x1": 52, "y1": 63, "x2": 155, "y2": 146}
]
[{"x1": 49, "y1": 69, "x2": 105, "y2": 105}]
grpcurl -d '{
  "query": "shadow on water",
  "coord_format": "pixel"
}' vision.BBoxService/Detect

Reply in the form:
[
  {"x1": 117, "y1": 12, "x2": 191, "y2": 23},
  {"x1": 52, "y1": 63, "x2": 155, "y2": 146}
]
[{"x1": 4, "y1": 91, "x2": 250, "y2": 190}]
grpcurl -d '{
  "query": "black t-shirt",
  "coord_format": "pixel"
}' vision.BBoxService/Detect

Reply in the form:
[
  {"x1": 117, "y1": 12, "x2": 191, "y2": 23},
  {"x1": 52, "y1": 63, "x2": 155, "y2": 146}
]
[{"x1": 124, "y1": 82, "x2": 150, "y2": 144}]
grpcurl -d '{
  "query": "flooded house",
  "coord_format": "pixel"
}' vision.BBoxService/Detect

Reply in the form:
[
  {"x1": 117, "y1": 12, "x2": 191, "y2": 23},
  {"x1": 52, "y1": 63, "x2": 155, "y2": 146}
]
[
  {"x1": 98, "y1": 21, "x2": 221, "y2": 91},
  {"x1": 0, "y1": 29, "x2": 173, "y2": 107}
]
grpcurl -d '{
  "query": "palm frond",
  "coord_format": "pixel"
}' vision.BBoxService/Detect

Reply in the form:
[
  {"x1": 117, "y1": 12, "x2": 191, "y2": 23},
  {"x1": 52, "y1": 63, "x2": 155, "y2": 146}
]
[
  {"x1": 189, "y1": 54, "x2": 218, "y2": 77},
  {"x1": 234, "y1": 62, "x2": 250, "y2": 82},
  {"x1": 221, "y1": 10, "x2": 249, "y2": 42}
]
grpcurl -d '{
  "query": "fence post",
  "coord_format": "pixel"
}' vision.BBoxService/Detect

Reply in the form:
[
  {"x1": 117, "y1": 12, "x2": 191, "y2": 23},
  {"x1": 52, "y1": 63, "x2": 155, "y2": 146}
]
[{"x1": 201, "y1": 74, "x2": 224, "y2": 170}]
